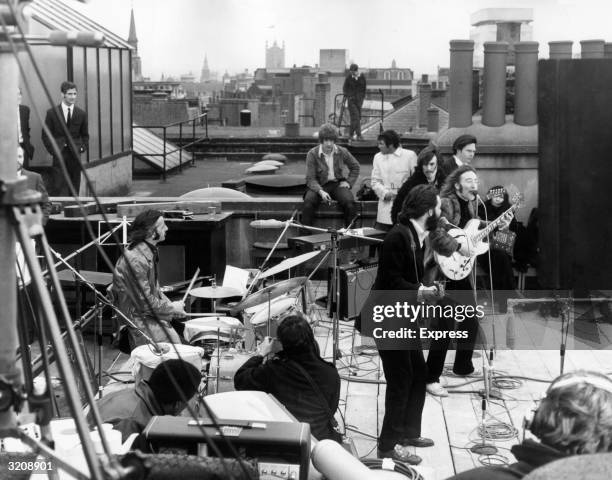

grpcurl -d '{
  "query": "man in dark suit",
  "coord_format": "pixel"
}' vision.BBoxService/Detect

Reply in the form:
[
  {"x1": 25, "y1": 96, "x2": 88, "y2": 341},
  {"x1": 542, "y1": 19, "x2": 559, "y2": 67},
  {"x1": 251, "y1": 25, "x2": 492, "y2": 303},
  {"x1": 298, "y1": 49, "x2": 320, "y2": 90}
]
[
  {"x1": 18, "y1": 88, "x2": 35, "y2": 166},
  {"x1": 442, "y1": 134, "x2": 477, "y2": 176},
  {"x1": 17, "y1": 147, "x2": 52, "y2": 226},
  {"x1": 342, "y1": 63, "x2": 366, "y2": 140},
  {"x1": 42, "y1": 81, "x2": 89, "y2": 196}
]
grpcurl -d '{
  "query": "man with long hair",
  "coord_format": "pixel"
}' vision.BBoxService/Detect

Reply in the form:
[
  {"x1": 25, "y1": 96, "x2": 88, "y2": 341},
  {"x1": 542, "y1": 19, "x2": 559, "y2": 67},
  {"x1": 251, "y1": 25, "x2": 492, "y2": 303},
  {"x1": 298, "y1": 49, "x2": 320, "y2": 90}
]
[
  {"x1": 391, "y1": 145, "x2": 447, "y2": 225},
  {"x1": 112, "y1": 209, "x2": 185, "y2": 349},
  {"x1": 234, "y1": 314, "x2": 341, "y2": 442},
  {"x1": 446, "y1": 370, "x2": 612, "y2": 479},
  {"x1": 368, "y1": 184, "x2": 457, "y2": 464},
  {"x1": 302, "y1": 123, "x2": 360, "y2": 227}
]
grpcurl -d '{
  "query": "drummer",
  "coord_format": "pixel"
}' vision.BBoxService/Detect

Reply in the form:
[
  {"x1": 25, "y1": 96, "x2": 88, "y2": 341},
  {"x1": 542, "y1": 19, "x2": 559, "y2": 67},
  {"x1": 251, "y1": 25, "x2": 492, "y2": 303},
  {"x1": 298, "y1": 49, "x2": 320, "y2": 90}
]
[
  {"x1": 111, "y1": 209, "x2": 186, "y2": 349},
  {"x1": 234, "y1": 314, "x2": 341, "y2": 442}
]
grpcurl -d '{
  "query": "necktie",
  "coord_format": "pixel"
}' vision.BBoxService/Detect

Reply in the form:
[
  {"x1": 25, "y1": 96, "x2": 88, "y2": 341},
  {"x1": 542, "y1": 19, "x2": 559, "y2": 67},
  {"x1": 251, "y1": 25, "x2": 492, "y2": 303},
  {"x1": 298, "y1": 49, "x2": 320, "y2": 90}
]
[{"x1": 66, "y1": 107, "x2": 72, "y2": 127}]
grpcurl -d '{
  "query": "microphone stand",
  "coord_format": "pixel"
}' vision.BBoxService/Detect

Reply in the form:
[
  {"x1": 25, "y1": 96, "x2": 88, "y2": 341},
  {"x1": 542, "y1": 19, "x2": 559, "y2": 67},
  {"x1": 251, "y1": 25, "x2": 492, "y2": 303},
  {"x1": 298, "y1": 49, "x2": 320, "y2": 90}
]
[{"x1": 285, "y1": 218, "x2": 382, "y2": 366}]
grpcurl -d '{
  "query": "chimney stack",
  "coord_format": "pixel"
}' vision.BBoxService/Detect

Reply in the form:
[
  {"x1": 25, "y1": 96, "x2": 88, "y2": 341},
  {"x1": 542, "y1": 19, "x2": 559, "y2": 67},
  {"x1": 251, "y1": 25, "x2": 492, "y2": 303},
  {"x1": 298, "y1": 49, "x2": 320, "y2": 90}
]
[
  {"x1": 418, "y1": 83, "x2": 432, "y2": 128},
  {"x1": 549, "y1": 41, "x2": 573, "y2": 59},
  {"x1": 482, "y1": 41, "x2": 508, "y2": 127},
  {"x1": 605, "y1": 43, "x2": 612, "y2": 59},
  {"x1": 580, "y1": 39, "x2": 605, "y2": 59},
  {"x1": 514, "y1": 41, "x2": 538, "y2": 126},
  {"x1": 427, "y1": 107, "x2": 439, "y2": 132},
  {"x1": 449, "y1": 40, "x2": 474, "y2": 128}
]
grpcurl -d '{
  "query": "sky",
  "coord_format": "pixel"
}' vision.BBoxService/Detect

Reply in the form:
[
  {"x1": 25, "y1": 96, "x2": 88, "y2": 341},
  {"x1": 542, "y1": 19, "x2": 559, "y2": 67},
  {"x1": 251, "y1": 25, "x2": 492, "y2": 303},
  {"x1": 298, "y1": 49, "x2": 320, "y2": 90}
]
[{"x1": 67, "y1": 0, "x2": 612, "y2": 80}]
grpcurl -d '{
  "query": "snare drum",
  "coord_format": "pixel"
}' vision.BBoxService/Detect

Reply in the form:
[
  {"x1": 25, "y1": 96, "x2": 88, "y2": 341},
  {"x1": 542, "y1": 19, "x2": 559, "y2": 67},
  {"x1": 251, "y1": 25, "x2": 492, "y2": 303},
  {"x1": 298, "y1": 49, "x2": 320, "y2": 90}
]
[
  {"x1": 247, "y1": 296, "x2": 299, "y2": 340},
  {"x1": 183, "y1": 317, "x2": 244, "y2": 354},
  {"x1": 130, "y1": 343, "x2": 204, "y2": 385},
  {"x1": 208, "y1": 348, "x2": 257, "y2": 394}
]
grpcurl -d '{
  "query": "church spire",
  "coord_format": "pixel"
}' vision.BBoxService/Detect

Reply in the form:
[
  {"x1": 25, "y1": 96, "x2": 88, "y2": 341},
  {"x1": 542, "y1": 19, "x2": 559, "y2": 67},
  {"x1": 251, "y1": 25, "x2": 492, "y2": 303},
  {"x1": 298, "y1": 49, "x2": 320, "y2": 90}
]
[{"x1": 128, "y1": 8, "x2": 138, "y2": 50}]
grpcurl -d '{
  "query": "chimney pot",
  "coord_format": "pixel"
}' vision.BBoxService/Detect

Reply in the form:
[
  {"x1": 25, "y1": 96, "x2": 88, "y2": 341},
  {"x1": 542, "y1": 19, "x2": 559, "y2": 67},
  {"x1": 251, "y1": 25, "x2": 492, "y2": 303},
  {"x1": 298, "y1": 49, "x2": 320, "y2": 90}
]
[
  {"x1": 548, "y1": 41, "x2": 573, "y2": 60},
  {"x1": 427, "y1": 107, "x2": 439, "y2": 132},
  {"x1": 514, "y1": 41, "x2": 539, "y2": 126},
  {"x1": 482, "y1": 41, "x2": 509, "y2": 127},
  {"x1": 449, "y1": 39, "x2": 474, "y2": 128},
  {"x1": 580, "y1": 39, "x2": 605, "y2": 59},
  {"x1": 418, "y1": 83, "x2": 432, "y2": 128}
]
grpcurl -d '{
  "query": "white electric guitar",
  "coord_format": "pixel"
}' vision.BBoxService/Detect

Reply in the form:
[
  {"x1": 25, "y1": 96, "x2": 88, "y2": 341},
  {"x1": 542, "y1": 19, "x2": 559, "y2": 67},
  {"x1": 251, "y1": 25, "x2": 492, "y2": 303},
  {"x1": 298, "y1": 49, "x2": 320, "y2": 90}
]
[{"x1": 434, "y1": 192, "x2": 523, "y2": 280}]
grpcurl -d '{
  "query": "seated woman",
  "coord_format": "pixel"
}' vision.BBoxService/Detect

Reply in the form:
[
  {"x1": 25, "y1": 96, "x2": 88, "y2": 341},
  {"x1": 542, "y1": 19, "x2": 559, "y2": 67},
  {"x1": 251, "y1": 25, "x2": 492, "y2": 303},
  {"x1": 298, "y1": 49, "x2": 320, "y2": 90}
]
[
  {"x1": 477, "y1": 186, "x2": 518, "y2": 297},
  {"x1": 234, "y1": 314, "x2": 341, "y2": 441}
]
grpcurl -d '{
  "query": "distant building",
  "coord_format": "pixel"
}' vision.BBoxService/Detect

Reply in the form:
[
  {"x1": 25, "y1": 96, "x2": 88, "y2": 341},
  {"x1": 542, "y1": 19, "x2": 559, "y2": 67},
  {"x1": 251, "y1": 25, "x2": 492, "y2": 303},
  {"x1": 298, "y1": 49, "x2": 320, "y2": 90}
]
[
  {"x1": 470, "y1": 8, "x2": 534, "y2": 67},
  {"x1": 180, "y1": 72, "x2": 197, "y2": 83},
  {"x1": 266, "y1": 40, "x2": 285, "y2": 69},
  {"x1": 366, "y1": 60, "x2": 414, "y2": 102},
  {"x1": 319, "y1": 49, "x2": 347, "y2": 72},
  {"x1": 127, "y1": 8, "x2": 143, "y2": 81},
  {"x1": 200, "y1": 55, "x2": 211, "y2": 82}
]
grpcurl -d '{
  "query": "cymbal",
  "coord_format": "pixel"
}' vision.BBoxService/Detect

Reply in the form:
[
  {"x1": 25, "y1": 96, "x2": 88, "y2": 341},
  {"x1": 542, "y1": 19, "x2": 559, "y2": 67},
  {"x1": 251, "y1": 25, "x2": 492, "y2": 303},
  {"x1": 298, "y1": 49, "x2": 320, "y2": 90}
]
[
  {"x1": 189, "y1": 286, "x2": 242, "y2": 299},
  {"x1": 260, "y1": 251, "x2": 320, "y2": 279},
  {"x1": 231, "y1": 277, "x2": 307, "y2": 313}
]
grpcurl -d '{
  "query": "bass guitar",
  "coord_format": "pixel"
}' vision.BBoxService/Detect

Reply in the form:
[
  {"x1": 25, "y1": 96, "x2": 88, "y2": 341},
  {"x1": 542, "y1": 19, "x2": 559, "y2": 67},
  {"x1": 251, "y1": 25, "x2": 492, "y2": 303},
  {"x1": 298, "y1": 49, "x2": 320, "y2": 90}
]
[{"x1": 434, "y1": 193, "x2": 522, "y2": 280}]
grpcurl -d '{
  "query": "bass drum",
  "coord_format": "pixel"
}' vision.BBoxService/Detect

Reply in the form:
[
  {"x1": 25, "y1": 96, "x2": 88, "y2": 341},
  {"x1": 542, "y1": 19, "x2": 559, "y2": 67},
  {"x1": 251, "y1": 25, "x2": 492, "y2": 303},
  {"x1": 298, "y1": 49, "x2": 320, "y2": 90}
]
[{"x1": 207, "y1": 348, "x2": 257, "y2": 394}]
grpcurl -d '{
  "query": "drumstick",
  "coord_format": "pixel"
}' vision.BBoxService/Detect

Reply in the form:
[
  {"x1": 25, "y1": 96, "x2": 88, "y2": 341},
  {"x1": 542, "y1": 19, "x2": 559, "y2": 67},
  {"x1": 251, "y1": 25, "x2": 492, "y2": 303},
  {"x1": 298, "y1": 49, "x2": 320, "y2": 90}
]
[{"x1": 182, "y1": 267, "x2": 201, "y2": 304}]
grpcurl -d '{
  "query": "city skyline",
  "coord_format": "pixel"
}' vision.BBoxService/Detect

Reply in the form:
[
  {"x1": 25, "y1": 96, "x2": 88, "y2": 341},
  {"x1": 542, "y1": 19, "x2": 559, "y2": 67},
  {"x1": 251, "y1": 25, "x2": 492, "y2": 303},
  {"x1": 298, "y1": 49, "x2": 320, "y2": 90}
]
[{"x1": 68, "y1": 0, "x2": 612, "y2": 80}]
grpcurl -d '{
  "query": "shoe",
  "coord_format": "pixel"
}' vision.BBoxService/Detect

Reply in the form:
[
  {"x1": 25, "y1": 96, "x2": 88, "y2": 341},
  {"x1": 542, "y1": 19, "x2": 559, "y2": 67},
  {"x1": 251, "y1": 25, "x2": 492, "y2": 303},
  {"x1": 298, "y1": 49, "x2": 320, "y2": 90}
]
[
  {"x1": 401, "y1": 437, "x2": 434, "y2": 448},
  {"x1": 453, "y1": 367, "x2": 482, "y2": 378},
  {"x1": 426, "y1": 382, "x2": 448, "y2": 397},
  {"x1": 377, "y1": 446, "x2": 422, "y2": 465}
]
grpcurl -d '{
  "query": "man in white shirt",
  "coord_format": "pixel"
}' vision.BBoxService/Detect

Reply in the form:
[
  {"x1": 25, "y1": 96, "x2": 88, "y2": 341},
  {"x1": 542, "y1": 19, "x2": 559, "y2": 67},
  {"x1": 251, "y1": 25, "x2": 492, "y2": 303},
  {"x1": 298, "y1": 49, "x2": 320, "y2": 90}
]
[{"x1": 371, "y1": 130, "x2": 417, "y2": 231}]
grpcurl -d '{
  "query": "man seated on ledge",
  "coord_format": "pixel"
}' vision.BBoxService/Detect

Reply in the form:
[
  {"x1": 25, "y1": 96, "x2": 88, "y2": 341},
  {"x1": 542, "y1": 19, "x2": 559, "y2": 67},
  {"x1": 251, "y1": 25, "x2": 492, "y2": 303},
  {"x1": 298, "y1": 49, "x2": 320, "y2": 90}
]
[
  {"x1": 446, "y1": 370, "x2": 612, "y2": 479},
  {"x1": 302, "y1": 123, "x2": 360, "y2": 227},
  {"x1": 93, "y1": 359, "x2": 201, "y2": 444},
  {"x1": 234, "y1": 314, "x2": 341, "y2": 442}
]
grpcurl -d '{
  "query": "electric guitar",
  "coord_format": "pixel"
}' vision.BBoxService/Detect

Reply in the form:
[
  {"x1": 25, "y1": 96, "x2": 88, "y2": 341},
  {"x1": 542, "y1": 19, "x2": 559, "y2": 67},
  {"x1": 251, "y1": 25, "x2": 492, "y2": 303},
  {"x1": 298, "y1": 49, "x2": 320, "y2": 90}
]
[{"x1": 434, "y1": 193, "x2": 523, "y2": 281}]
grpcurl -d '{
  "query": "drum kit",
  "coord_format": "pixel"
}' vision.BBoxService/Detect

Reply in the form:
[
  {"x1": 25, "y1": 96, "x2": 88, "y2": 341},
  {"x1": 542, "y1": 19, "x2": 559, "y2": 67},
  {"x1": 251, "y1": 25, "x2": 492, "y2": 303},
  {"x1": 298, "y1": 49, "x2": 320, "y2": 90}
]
[{"x1": 180, "y1": 251, "x2": 318, "y2": 394}]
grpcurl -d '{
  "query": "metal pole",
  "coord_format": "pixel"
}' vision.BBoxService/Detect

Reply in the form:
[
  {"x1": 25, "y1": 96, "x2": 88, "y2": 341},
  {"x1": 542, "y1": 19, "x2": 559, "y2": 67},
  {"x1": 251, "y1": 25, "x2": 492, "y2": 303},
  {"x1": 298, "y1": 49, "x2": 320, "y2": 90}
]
[
  {"x1": 162, "y1": 126, "x2": 167, "y2": 181},
  {"x1": 0, "y1": 19, "x2": 21, "y2": 433}
]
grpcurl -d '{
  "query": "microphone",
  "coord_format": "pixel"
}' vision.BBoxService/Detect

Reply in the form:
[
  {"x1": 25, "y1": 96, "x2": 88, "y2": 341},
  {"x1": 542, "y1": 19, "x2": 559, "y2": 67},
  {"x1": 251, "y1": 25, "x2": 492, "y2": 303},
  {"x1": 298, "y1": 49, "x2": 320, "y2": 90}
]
[{"x1": 249, "y1": 219, "x2": 286, "y2": 228}]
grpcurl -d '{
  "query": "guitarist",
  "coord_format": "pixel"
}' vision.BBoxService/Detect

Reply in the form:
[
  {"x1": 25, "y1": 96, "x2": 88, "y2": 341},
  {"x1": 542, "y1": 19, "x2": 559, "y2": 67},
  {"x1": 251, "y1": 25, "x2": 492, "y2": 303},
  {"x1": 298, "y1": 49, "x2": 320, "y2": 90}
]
[{"x1": 426, "y1": 166, "x2": 512, "y2": 397}]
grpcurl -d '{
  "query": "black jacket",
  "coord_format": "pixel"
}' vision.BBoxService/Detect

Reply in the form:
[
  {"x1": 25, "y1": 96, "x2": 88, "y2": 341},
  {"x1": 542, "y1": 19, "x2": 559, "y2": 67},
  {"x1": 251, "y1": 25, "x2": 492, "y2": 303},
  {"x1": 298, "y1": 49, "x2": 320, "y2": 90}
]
[
  {"x1": 20, "y1": 168, "x2": 52, "y2": 225},
  {"x1": 445, "y1": 440, "x2": 567, "y2": 480},
  {"x1": 42, "y1": 104, "x2": 89, "y2": 159},
  {"x1": 19, "y1": 104, "x2": 34, "y2": 162},
  {"x1": 391, "y1": 170, "x2": 447, "y2": 225},
  {"x1": 342, "y1": 73, "x2": 366, "y2": 106},
  {"x1": 234, "y1": 351, "x2": 340, "y2": 441}
]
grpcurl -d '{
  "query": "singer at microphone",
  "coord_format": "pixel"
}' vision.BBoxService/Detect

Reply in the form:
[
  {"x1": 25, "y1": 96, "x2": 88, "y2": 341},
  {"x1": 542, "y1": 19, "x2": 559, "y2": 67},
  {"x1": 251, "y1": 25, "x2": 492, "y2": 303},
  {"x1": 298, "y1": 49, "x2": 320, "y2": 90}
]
[{"x1": 425, "y1": 165, "x2": 484, "y2": 398}]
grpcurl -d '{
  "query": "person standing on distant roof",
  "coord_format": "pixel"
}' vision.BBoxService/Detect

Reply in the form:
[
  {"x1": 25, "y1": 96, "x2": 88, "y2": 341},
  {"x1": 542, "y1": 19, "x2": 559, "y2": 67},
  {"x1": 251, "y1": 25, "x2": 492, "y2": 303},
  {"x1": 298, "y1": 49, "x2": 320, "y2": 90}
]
[{"x1": 343, "y1": 63, "x2": 366, "y2": 140}]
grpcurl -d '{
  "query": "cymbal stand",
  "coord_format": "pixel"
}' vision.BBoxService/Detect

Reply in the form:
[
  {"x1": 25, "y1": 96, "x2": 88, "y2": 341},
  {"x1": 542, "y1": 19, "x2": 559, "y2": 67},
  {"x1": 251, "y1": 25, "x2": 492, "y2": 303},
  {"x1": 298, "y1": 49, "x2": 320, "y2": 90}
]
[{"x1": 243, "y1": 209, "x2": 299, "y2": 299}]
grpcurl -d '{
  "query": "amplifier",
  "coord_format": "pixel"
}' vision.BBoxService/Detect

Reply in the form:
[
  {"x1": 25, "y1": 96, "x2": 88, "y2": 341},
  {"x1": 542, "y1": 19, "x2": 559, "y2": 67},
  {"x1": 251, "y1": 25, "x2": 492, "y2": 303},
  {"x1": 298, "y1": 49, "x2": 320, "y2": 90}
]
[
  {"x1": 144, "y1": 415, "x2": 310, "y2": 480},
  {"x1": 328, "y1": 262, "x2": 378, "y2": 320},
  {"x1": 288, "y1": 228, "x2": 385, "y2": 253}
]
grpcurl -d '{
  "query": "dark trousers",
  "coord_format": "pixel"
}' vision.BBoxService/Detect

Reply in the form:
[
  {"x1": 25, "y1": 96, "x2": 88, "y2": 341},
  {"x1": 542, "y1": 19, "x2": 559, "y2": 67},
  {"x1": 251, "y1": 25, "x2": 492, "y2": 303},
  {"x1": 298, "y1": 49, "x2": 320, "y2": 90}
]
[
  {"x1": 347, "y1": 100, "x2": 362, "y2": 138},
  {"x1": 50, "y1": 150, "x2": 82, "y2": 196},
  {"x1": 425, "y1": 278, "x2": 480, "y2": 382},
  {"x1": 302, "y1": 181, "x2": 357, "y2": 227},
  {"x1": 378, "y1": 349, "x2": 427, "y2": 451}
]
